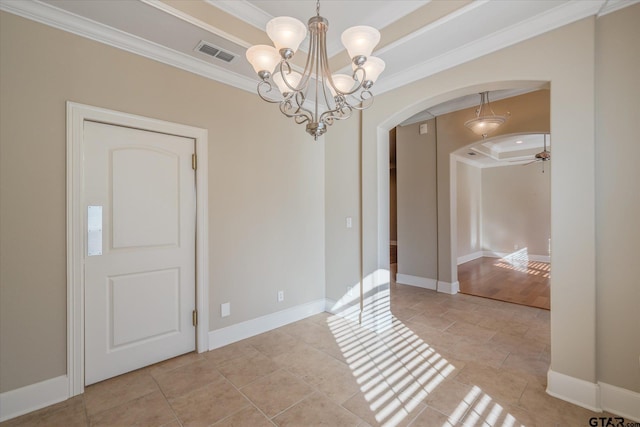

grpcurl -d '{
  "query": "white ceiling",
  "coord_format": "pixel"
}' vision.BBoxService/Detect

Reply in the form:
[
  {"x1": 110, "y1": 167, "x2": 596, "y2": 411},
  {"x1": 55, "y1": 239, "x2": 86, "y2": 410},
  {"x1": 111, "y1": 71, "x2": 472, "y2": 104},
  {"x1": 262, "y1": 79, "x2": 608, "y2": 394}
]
[
  {"x1": 3, "y1": 0, "x2": 634, "y2": 96},
  {"x1": 1, "y1": 0, "x2": 635, "y2": 149},
  {"x1": 210, "y1": 0, "x2": 429, "y2": 58},
  {"x1": 454, "y1": 133, "x2": 551, "y2": 168}
]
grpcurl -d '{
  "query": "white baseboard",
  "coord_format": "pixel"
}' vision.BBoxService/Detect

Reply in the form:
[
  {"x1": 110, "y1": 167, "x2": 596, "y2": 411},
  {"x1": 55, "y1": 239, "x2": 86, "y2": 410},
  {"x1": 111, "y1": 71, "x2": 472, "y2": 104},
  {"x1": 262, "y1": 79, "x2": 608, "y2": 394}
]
[
  {"x1": 396, "y1": 273, "x2": 437, "y2": 290},
  {"x1": 457, "y1": 251, "x2": 483, "y2": 265},
  {"x1": 208, "y1": 299, "x2": 326, "y2": 350},
  {"x1": 547, "y1": 369, "x2": 601, "y2": 412},
  {"x1": 438, "y1": 280, "x2": 459, "y2": 295},
  {"x1": 0, "y1": 375, "x2": 69, "y2": 422},
  {"x1": 600, "y1": 382, "x2": 640, "y2": 422}
]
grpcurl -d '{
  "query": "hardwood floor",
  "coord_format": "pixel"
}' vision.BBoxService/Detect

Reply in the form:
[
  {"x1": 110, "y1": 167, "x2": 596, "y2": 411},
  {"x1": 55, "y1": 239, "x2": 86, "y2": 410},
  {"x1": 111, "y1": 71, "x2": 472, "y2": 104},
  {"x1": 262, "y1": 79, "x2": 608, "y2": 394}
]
[{"x1": 458, "y1": 257, "x2": 550, "y2": 310}]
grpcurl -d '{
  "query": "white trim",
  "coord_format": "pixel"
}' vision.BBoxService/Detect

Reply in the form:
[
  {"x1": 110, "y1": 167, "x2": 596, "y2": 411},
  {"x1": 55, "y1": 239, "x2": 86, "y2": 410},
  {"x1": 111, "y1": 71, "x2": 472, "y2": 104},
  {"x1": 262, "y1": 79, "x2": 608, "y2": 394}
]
[
  {"x1": 547, "y1": 369, "x2": 601, "y2": 412},
  {"x1": 142, "y1": 0, "x2": 252, "y2": 49},
  {"x1": 0, "y1": 376, "x2": 68, "y2": 422},
  {"x1": 374, "y1": 0, "x2": 605, "y2": 96},
  {"x1": 203, "y1": 0, "x2": 272, "y2": 32},
  {"x1": 437, "y1": 281, "x2": 459, "y2": 295},
  {"x1": 208, "y1": 299, "x2": 326, "y2": 350},
  {"x1": 599, "y1": 382, "x2": 640, "y2": 422},
  {"x1": 598, "y1": 0, "x2": 640, "y2": 17},
  {"x1": 457, "y1": 251, "x2": 483, "y2": 265},
  {"x1": 3, "y1": 0, "x2": 630, "y2": 100},
  {"x1": 482, "y1": 250, "x2": 550, "y2": 263},
  {"x1": 396, "y1": 273, "x2": 437, "y2": 290},
  {"x1": 0, "y1": 0, "x2": 256, "y2": 94},
  {"x1": 66, "y1": 102, "x2": 209, "y2": 396},
  {"x1": 325, "y1": 298, "x2": 338, "y2": 314}
]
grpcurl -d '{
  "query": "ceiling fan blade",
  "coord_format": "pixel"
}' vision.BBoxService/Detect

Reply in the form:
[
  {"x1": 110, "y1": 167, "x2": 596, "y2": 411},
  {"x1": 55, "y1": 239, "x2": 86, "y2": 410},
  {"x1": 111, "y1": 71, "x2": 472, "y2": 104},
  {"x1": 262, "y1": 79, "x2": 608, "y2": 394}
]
[{"x1": 522, "y1": 159, "x2": 539, "y2": 166}]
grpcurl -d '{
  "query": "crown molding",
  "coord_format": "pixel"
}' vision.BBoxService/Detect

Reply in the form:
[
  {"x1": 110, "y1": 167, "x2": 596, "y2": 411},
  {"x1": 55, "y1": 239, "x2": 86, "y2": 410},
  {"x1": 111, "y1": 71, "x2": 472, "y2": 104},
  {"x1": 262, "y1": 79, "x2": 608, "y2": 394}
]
[
  {"x1": 4, "y1": 0, "x2": 634, "y2": 100},
  {"x1": 141, "y1": 0, "x2": 251, "y2": 49},
  {"x1": 598, "y1": 0, "x2": 640, "y2": 16},
  {"x1": 204, "y1": 0, "x2": 271, "y2": 32},
  {"x1": 374, "y1": 0, "x2": 605, "y2": 95},
  {"x1": 0, "y1": 0, "x2": 256, "y2": 94}
]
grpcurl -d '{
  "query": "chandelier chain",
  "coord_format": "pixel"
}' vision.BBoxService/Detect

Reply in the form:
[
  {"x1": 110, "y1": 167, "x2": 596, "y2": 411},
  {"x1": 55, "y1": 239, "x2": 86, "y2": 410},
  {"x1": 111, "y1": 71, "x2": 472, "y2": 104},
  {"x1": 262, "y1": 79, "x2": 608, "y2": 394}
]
[{"x1": 316, "y1": 0, "x2": 320, "y2": 16}]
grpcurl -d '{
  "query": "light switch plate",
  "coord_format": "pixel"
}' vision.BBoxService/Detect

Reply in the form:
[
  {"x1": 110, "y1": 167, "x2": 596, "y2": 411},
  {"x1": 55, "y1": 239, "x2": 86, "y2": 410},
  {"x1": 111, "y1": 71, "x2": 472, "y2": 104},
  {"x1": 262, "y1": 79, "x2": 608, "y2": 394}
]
[{"x1": 221, "y1": 302, "x2": 230, "y2": 317}]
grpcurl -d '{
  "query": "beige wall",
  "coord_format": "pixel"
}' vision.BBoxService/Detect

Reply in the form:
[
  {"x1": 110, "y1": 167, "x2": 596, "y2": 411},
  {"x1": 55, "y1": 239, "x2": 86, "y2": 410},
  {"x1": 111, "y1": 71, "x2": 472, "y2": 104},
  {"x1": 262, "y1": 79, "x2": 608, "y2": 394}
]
[
  {"x1": 594, "y1": 5, "x2": 640, "y2": 392},
  {"x1": 0, "y1": 12, "x2": 325, "y2": 393},
  {"x1": 481, "y1": 164, "x2": 551, "y2": 256},
  {"x1": 324, "y1": 116, "x2": 361, "y2": 303},
  {"x1": 396, "y1": 120, "x2": 438, "y2": 281},
  {"x1": 1, "y1": 2, "x2": 638, "y2": 401},
  {"x1": 357, "y1": 17, "x2": 595, "y2": 388},
  {"x1": 456, "y1": 162, "x2": 482, "y2": 258}
]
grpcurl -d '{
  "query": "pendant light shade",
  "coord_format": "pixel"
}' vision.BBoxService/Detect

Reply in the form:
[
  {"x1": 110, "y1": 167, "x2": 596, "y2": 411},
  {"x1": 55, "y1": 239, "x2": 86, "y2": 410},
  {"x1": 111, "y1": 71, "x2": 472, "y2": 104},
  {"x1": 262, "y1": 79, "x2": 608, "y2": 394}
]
[
  {"x1": 273, "y1": 71, "x2": 302, "y2": 95},
  {"x1": 341, "y1": 26, "x2": 381, "y2": 59},
  {"x1": 245, "y1": 45, "x2": 281, "y2": 75},
  {"x1": 464, "y1": 91, "x2": 510, "y2": 138},
  {"x1": 328, "y1": 74, "x2": 356, "y2": 96},
  {"x1": 266, "y1": 17, "x2": 307, "y2": 53},
  {"x1": 353, "y1": 56, "x2": 386, "y2": 85}
]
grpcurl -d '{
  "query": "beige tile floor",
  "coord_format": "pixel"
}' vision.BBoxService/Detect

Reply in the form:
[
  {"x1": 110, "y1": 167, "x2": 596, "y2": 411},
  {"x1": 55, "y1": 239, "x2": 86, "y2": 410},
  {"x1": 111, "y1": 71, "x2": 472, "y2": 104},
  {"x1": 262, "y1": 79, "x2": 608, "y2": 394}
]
[{"x1": 2, "y1": 281, "x2": 616, "y2": 426}]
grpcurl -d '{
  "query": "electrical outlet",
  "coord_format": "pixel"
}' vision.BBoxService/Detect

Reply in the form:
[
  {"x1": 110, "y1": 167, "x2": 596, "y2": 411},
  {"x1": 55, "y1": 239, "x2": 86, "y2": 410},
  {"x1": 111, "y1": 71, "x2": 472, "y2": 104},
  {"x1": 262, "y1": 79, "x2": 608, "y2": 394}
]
[
  {"x1": 277, "y1": 290, "x2": 284, "y2": 302},
  {"x1": 221, "y1": 302, "x2": 230, "y2": 318},
  {"x1": 346, "y1": 217, "x2": 353, "y2": 229}
]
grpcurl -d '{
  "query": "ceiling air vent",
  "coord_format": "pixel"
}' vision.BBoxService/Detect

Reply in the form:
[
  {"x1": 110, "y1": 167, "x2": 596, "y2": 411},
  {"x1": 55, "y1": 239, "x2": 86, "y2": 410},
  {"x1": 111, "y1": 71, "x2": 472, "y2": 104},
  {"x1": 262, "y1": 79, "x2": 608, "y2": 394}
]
[{"x1": 195, "y1": 41, "x2": 235, "y2": 63}]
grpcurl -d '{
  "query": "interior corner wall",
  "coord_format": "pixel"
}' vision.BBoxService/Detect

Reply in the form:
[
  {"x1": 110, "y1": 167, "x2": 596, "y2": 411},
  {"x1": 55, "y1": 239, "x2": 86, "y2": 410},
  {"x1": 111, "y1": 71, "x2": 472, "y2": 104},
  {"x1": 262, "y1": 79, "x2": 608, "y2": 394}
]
[
  {"x1": 324, "y1": 117, "x2": 361, "y2": 304},
  {"x1": 456, "y1": 161, "x2": 482, "y2": 259},
  {"x1": 0, "y1": 11, "x2": 326, "y2": 393},
  {"x1": 481, "y1": 164, "x2": 551, "y2": 257},
  {"x1": 359, "y1": 16, "x2": 595, "y2": 387},
  {"x1": 395, "y1": 120, "x2": 438, "y2": 283},
  {"x1": 594, "y1": 4, "x2": 640, "y2": 393}
]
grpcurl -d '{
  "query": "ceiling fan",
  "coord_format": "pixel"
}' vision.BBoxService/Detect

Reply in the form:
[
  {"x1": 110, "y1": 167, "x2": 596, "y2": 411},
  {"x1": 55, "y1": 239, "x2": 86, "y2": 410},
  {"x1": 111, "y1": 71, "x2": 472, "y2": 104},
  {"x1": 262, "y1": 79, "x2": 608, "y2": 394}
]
[{"x1": 524, "y1": 133, "x2": 551, "y2": 166}]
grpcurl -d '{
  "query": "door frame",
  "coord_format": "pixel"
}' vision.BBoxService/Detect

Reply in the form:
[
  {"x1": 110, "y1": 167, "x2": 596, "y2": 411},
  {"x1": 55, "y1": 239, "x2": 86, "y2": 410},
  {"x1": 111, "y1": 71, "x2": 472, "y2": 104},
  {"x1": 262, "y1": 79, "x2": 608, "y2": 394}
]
[{"x1": 66, "y1": 102, "x2": 209, "y2": 396}]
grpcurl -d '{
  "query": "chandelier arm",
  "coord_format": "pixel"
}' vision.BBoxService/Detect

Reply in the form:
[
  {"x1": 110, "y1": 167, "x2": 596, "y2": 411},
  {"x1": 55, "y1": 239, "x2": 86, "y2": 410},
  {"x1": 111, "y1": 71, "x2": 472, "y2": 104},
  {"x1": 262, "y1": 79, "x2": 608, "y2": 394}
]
[
  {"x1": 256, "y1": 80, "x2": 282, "y2": 104},
  {"x1": 320, "y1": 104, "x2": 353, "y2": 124},
  {"x1": 486, "y1": 91, "x2": 497, "y2": 116},
  {"x1": 347, "y1": 90, "x2": 374, "y2": 110},
  {"x1": 280, "y1": 103, "x2": 312, "y2": 123},
  {"x1": 324, "y1": 103, "x2": 357, "y2": 126},
  {"x1": 277, "y1": 61, "x2": 306, "y2": 94},
  {"x1": 312, "y1": 26, "x2": 328, "y2": 124},
  {"x1": 317, "y1": 30, "x2": 338, "y2": 112},
  {"x1": 295, "y1": 31, "x2": 316, "y2": 93},
  {"x1": 279, "y1": 92, "x2": 313, "y2": 122}
]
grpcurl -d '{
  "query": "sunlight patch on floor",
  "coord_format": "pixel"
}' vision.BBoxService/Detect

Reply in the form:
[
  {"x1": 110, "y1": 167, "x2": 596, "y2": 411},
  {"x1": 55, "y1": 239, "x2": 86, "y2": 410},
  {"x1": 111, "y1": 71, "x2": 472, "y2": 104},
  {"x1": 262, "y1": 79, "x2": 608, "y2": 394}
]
[{"x1": 326, "y1": 281, "x2": 528, "y2": 426}]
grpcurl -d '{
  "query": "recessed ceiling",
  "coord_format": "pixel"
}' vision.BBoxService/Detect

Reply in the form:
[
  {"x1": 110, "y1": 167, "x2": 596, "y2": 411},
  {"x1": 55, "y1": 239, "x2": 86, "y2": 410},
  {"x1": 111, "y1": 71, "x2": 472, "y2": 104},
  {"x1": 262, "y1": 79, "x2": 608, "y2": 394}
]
[
  {"x1": 454, "y1": 133, "x2": 551, "y2": 168},
  {"x1": 1, "y1": 0, "x2": 633, "y2": 98}
]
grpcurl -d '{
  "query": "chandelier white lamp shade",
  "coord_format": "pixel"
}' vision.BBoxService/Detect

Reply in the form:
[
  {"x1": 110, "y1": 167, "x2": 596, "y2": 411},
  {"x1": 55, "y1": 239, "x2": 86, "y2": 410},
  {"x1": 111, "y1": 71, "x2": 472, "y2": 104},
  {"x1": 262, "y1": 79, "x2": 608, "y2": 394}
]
[
  {"x1": 464, "y1": 91, "x2": 511, "y2": 138},
  {"x1": 245, "y1": 1, "x2": 385, "y2": 140}
]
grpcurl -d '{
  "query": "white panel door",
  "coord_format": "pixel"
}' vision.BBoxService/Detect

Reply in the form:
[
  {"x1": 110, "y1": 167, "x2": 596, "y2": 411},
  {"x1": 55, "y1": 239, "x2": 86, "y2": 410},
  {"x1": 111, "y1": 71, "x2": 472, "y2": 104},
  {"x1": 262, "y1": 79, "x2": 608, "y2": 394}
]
[{"x1": 84, "y1": 121, "x2": 196, "y2": 385}]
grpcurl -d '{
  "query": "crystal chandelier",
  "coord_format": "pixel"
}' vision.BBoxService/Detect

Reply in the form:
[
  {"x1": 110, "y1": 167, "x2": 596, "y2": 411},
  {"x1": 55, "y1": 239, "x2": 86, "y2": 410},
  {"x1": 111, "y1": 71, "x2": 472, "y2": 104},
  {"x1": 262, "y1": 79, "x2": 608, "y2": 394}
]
[
  {"x1": 245, "y1": 1, "x2": 385, "y2": 140},
  {"x1": 464, "y1": 91, "x2": 510, "y2": 138}
]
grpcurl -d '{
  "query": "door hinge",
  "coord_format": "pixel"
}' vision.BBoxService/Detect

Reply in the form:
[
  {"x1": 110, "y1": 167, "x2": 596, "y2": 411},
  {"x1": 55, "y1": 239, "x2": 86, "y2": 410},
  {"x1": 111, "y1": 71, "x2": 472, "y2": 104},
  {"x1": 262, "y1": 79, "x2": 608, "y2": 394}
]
[
  {"x1": 192, "y1": 309, "x2": 198, "y2": 326},
  {"x1": 192, "y1": 153, "x2": 197, "y2": 170}
]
